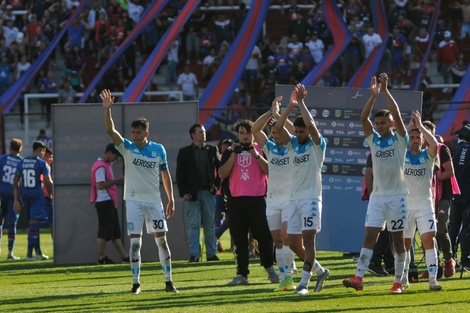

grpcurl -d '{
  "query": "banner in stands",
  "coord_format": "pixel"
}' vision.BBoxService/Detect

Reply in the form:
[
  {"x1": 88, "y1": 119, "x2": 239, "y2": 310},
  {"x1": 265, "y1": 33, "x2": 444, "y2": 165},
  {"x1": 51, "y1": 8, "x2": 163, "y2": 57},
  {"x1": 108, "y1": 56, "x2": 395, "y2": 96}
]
[{"x1": 275, "y1": 85, "x2": 421, "y2": 252}]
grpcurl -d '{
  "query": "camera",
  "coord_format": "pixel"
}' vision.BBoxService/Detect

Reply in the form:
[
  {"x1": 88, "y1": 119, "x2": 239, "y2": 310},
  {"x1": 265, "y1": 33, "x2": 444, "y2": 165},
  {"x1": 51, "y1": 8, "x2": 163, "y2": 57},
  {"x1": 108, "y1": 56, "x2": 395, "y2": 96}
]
[{"x1": 233, "y1": 143, "x2": 253, "y2": 154}]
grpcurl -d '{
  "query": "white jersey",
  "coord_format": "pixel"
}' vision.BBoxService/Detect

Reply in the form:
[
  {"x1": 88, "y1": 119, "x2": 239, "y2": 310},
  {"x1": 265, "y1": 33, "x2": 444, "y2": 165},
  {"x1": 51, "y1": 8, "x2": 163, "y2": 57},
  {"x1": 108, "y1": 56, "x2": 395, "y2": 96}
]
[
  {"x1": 263, "y1": 139, "x2": 292, "y2": 201},
  {"x1": 362, "y1": 33, "x2": 382, "y2": 58},
  {"x1": 367, "y1": 131, "x2": 408, "y2": 196},
  {"x1": 289, "y1": 134, "x2": 326, "y2": 201},
  {"x1": 305, "y1": 39, "x2": 325, "y2": 63},
  {"x1": 117, "y1": 138, "x2": 168, "y2": 203},
  {"x1": 404, "y1": 149, "x2": 437, "y2": 204}
]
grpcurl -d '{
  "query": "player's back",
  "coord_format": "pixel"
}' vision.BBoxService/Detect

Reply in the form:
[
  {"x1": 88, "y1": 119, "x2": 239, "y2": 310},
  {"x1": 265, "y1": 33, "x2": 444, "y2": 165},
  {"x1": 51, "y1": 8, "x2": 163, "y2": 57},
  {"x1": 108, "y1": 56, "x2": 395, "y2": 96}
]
[
  {"x1": 0, "y1": 153, "x2": 23, "y2": 197},
  {"x1": 17, "y1": 156, "x2": 49, "y2": 199}
]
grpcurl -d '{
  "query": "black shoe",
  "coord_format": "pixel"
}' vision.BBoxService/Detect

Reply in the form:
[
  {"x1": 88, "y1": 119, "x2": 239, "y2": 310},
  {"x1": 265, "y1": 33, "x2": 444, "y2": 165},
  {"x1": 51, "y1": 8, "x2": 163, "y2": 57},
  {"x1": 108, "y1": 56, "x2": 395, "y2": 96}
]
[
  {"x1": 188, "y1": 255, "x2": 200, "y2": 263},
  {"x1": 131, "y1": 283, "x2": 141, "y2": 294},
  {"x1": 98, "y1": 256, "x2": 115, "y2": 264},
  {"x1": 122, "y1": 257, "x2": 130, "y2": 263},
  {"x1": 408, "y1": 271, "x2": 419, "y2": 283},
  {"x1": 207, "y1": 255, "x2": 220, "y2": 261},
  {"x1": 165, "y1": 281, "x2": 179, "y2": 293},
  {"x1": 385, "y1": 267, "x2": 395, "y2": 275},
  {"x1": 437, "y1": 265, "x2": 444, "y2": 279},
  {"x1": 367, "y1": 263, "x2": 388, "y2": 276}
]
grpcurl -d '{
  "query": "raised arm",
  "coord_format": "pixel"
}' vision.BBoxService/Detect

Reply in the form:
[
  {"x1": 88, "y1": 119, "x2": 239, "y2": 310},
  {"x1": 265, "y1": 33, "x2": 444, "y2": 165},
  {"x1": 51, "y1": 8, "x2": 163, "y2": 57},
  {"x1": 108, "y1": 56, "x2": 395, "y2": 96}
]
[
  {"x1": 275, "y1": 92, "x2": 296, "y2": 144},
  {"x1": 379, "y1": 73, "x2": 406, "y2": 137},
  {"x1": 252, "y1": 97, "x2": 281, "y2": 148},
  {"x1": 101, "y1": 89, "x2": 123, "y2": 146},
  {"x1": 360, "y1": 76, "x2": 380, "y2": 138},
  {"x1": 412, "y1": 111, "x2": 437, "y2": 158},
  {"x1": 295, "y1": 84, "x2": 321, "y2": 145}
]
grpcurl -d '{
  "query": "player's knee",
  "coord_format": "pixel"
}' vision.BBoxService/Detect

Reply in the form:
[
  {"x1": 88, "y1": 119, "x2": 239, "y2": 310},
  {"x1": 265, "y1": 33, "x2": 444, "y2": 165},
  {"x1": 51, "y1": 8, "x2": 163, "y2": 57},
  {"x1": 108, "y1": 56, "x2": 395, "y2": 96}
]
[{"x1": 130, "y1": 237, "x2": 141, "y2": 252}]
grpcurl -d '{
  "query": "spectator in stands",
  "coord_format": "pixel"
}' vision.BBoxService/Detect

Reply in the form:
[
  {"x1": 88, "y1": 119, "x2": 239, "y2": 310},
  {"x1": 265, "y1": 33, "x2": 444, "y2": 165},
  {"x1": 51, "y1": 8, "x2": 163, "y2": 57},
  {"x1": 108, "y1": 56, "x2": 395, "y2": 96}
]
[
  {"x1": 362, "y1": 25, "x2": 383, "y2": 59},
  {"x1": 262, "y1": 55, "x2": 281, "y2": 81},
  {"x1": 414, "y1": 26, "x2": 430, "y2": 83},
  {"x1": 411, "y1": 0, "x2": 435, "y2": 30},
  {"x1": 317, "y1": 69, "x2": 341, "y2": 87},
  {"x1": 0, "y1": 56, "x2": 13, "y2": 95},
  {"x1": 232, "y1": 2, "x2": 248, "y2": 37},
  {"x1": 452, "y1": 1, "x2": 470, "y2": 46},
  {"x1": 204, "y1": 55, "x2": 221, "y2": 82},
  {"x1": 142, "y1": 17, "x2": 159, "y2": 56},
  {"x1": 243, "y1": 44, "x2": 262, "y2": 96},
  {"x1": 259, "y1": 72, "x2": 276, "y2": 107},
  {"x1": 13, "y1": 32, "x2": 27, "y2": 59},
  {"x1": 218, "y1": 40, "x2": 230, "y2": 60},
  {"x1": 259, "y1": 36, "x2": 276, "y2": 64},
  {"x1": 288, "y1": 11, "x2": 314, "y2": 43},
  {"x1": 390, "y1": 25, "x2": 408, "y2": 87},
  {"x1": 125, "y1": 0, "x2": 144, "y2": 25},
  {"x1": 40, "y1": 10, "x2": 57, "y2": 43},
  {"x1": 342, "y1": 0, "x2": 360, "y2": 24},
  {"x1": 166, "y1": 39, "x2": 179, "y2": 86},
  {"x1": 305, "y1": 31, "x2": 325, "y2": 65},
  {"x1": 274, "y1": 45, "x2": 293, "y2": 84},
  {"x1": 25, "y1": 14, "x2": 43, "y2": 42},
  {"x1": 227, "y1": 88, "x2": 246, "y2": 122},
  {"x1": 437, "y1": 31, "x2": 460, "y2": 93},
  {"x1": 93, "y1": 12, "x2": 111, "y2": 59},
  {"x1": 214, "y1": 13, "x2": 232, "y2": 49},
  {"x1": 64, "y1": 15, "x2": 90, "y2": 50},
  {"x1": 291, "y1": 60, "x2": 308, "y2": 83},
  {"x1": 15, "y1": 54, "x2": 30, "y2": 81},
  {"x1": 202, "y1": 47, "x2": 216, "y2": 80},
  {"x1": 38, "y1": 69, "x2": 57, "y2": 127},
  {"x1": 58, "y1": 79, "x2": 77, "y2": 104},
  {"x1": 30, "y1": 26, "x2": 50, "y2": 58},
  {"x1": 177, "y1": 65, "x2": 199, "y2": 101},
  {"x1": 185, "y1": 7, "x2": 205, "y2": 65},
  {"x1": 450, "y1": 58, "x2": 467, "y2": 95},
  {"x1": 358, "y1": 3, "x2": 373, "y2": 26},
  {"x1": 37, "y1": 129, "x2": 53, "y2": 149},
  {"x1": 287, "y1": 34, "x2": 303, "y2": 59},
  {"x1": 107, "y1": 0, "x2": 125, "y2": 27},
  {"x1": 341, "y1": 23, "x2": 362, "y2": 85},
  {"x1": 2, "y1": 18, "x2": 19, "y2": 48},
  {"x1": 280, "y1": 0, "x2": 304, "y2": 21},
  {"x1": 199, "y1": 25, "x2": 215, "y2": 60},
  {"x1": 296, "y1": 46, "x2": 315, "y2": 71}
]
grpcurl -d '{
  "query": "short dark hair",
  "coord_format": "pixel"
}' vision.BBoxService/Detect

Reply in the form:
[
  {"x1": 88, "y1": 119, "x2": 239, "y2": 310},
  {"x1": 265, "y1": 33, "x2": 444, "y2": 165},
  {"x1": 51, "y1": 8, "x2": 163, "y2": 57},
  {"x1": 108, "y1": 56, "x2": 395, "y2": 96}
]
[
  {"x1": 131, "y1": 117, "x2": 149, "y2": 131},
  {"x1": 374, "y1": 109, "x2": 391, "y2": 118},
  {"x1": 10, "y1": 138, "x2": 22, "y2": 152},
  {"x1": 189, "y1": 123, "x2": 204, "y2": 139},
  {"x1": 422, "y1": 120, "x2": 435, "y2": 132},
  {"x1": 33, "y1": 141, "x2": 46, "y2": 151},
  {"x1": 235, "y1": 119, "x2": 253, "y2": 133},
  {"x1": 105, "y1": 143, "x2": 121, "y2": 156},
  {"x1": 45, "y1": 147, "x2": 53, "y2": 155},
  {"x1": 293, "y1": 115, "x2": 306, "y2": 128}
]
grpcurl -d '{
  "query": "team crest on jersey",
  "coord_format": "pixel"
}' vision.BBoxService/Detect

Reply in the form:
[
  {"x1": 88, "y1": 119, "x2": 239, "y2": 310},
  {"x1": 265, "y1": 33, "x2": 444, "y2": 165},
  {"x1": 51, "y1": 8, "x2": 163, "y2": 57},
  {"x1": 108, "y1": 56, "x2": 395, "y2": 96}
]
[
  {"x1": 237, "y1": 153, "x2": 251, "y2": 168},
  {"x1": 419, "y1": 157, "x2": 425, "y2": 164}
]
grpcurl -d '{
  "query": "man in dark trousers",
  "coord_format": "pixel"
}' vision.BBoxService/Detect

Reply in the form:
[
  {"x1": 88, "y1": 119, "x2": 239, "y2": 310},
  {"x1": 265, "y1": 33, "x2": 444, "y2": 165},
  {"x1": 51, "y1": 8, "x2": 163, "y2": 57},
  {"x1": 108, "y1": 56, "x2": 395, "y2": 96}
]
[{"x1": 176, "y1": 123, "x2": 221, "y2": 262}]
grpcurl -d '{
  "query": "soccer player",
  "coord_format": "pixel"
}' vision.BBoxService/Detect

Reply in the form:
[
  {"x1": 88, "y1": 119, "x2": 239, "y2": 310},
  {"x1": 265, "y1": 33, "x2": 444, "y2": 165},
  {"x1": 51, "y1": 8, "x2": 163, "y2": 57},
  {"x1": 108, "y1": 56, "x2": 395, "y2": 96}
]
[
  {"x1": 252, "y1": 95, "x2": 298, "y2": 291},
  {"x1": 275, "y1": 84, "x2": 330, "y2": 295},
  {"x1": 13, "y1": 141, "x2": 52, "y2": 261},
  {"x1": 41, "y1": 147, "x2": 54, "y2": 238},
  {"x1": 101, "y1": 89, "x2": 177, "y2": 294},
  {"x1": 343, "y1": 73, "x2": 408, "y2": 294},
  {"x1": 402, "y1": 111, "x2": 442, "y2": 291},
  {"x1": 0, "y1": 138, "x2": 23, "y2": 260}
]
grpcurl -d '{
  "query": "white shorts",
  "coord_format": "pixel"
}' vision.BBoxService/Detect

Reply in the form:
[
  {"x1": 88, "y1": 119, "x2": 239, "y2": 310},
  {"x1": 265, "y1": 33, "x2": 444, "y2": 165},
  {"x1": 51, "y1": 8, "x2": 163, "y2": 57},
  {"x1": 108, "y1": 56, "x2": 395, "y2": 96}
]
[
  {"x1": 266, "y1": 200, "x2": 290, "y2": 231},
  {"x1": 405, "y1": 197, "x2": 436, "y2": 238},
  {"x1": 366, "y1": 195, "x2": 407, "y2": 232},
  {"x1": 126, "y1": 200, "x2": 168, "y2": 235},
  {"x1": 286, "y1": 199, "x2": 322, "y2": 235}
]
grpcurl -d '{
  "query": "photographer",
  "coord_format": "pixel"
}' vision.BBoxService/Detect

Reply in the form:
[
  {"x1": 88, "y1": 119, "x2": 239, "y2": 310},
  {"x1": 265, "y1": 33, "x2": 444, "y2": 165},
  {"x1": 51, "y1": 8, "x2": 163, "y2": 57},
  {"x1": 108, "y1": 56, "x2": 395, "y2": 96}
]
[{"x1": 219, "y1": 119, "x2": 279, "y2": 286}]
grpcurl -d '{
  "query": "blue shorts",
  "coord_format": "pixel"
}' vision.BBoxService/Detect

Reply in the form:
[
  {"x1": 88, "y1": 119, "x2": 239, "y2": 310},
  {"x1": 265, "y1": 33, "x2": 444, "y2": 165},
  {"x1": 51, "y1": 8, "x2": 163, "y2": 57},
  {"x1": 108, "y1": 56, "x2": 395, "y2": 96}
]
[
  {"x1": 391, "y1": 51, "x2": 405, "y2": 68},
  {"x1": 0, "y1": 196, "x2": 19, "y2": 224},
  {"x1": 22, "y1": 197, "x2": 47, "y2": 222}
]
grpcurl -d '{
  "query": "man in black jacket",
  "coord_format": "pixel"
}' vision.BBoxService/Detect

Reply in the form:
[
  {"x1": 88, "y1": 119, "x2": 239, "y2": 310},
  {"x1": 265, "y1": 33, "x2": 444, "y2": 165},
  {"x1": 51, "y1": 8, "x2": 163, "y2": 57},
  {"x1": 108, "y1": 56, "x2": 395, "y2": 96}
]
[{"x1": 176, "y1": 123, "x2": 220, "y2": 262}]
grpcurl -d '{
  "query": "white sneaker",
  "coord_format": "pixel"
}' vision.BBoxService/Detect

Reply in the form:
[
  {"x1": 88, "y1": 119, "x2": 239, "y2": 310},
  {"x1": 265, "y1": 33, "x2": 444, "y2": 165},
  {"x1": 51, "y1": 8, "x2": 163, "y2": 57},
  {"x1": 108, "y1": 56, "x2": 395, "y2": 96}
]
[
  {"x1": 227, "y1": 275, "x2": 248, "y2": 286},
  {"x1": 37, "y1": 254, "x2": 50, "y2": 260},
  {"x1": 294, "y1": 285, "x2": 309, "y2": 295},
  {"x1": 429, "y1": 280, "x2": 442, "y2": 291},
  {"x1": 7, "y1": 254, "x2": 20, "y2": 261}
]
